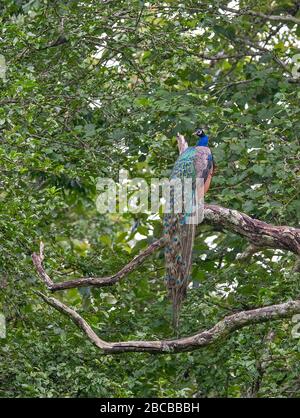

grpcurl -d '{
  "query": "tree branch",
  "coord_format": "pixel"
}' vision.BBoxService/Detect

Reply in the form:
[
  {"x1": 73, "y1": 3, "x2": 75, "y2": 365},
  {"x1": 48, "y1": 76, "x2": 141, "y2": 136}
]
[
  {"x1": 213, "y1": 77, "x2": 258, "y2": 96},
  {"x1": 198, "y1": 51, "x2": 264, "y2": 61},
  {"x1": 204, "y1": 205, "x2": 300, "y2": 254},
  {"x1": 221, "y1": 6, "x2": 300, "y2": 25},
  {"x1": 32, "y1": 206, "x2": 300, "y2": 291},
  {"x1": 36, "y1": 291, "x2": 300, "y2": 354},
  {"x1": 32, "y1": 238, "x2": 164, "y2": 291}
]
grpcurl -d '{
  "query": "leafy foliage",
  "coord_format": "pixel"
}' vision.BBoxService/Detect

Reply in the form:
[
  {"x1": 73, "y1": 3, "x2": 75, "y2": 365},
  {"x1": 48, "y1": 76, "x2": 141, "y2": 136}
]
[{"x1": 0, "y1": 0, "x2": 299, "y2": 397}]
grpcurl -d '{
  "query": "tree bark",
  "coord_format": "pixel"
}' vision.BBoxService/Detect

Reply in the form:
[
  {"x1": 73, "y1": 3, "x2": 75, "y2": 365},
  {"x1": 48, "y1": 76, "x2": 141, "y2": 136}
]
[
  {"x1": 32, "y1": 205, "x2": 300, "y2": 291},
  {"x1": 36, "y1": 291, "x2": 300, "y2": 354}
]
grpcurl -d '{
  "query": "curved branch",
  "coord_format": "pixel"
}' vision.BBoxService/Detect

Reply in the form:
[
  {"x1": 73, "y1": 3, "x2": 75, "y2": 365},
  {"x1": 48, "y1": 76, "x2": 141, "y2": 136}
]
[
  {"x1": 32, "y1": 237, "x2": 164, "y2": 291},
  {"x1": 204, "y1": 205, "x2": 300, "y2": 254},
  {"x1": 32, "y1": 205, "x2": 300, "y2": 291},
  {"x1": 36, "y1": 291, "x2": 300, "y2": 354}
]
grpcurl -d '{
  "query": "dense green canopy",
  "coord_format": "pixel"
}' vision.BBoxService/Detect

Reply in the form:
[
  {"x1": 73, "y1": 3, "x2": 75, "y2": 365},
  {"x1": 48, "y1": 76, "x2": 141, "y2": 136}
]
[{"x1": 0, "y1": 0, "x2": 299, "y2": 397}]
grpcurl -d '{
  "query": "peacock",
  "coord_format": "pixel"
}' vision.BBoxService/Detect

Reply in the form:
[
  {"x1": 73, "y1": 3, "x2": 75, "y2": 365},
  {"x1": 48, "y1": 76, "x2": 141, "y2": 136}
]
[{"x1": 163, "y1": 128, "x2": 214, "y2": 328}]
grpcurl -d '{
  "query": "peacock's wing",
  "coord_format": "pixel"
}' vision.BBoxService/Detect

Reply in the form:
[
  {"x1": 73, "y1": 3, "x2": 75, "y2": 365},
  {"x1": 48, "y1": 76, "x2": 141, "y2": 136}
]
[
  {"x1": 170, "y1": 147, "x2": 197, "y2": 180},
  {"x1": 194, "y1": 146, "x2": 214, "y2": 188}
]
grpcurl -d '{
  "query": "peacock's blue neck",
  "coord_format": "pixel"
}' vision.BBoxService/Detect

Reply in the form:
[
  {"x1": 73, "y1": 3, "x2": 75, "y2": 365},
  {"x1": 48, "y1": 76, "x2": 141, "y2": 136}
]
[{"x1": 196, "y1": 135, "x2": 209, "y2": 147}]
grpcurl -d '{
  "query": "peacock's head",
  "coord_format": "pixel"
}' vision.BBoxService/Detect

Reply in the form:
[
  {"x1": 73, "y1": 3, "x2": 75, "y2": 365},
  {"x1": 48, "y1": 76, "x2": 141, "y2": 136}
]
[
  {"x1": 194, "y1": 128, "x2": 209, "y2": 146},
  {"x1": 194, "y1": 128, "x2": 205, "y2": 137}
]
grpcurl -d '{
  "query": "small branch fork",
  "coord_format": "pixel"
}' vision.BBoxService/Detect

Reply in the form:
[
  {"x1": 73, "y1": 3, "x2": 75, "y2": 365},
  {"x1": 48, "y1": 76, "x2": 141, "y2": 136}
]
[{"x1": 32, "y1": 133, "x2": 300, "y2": 354}]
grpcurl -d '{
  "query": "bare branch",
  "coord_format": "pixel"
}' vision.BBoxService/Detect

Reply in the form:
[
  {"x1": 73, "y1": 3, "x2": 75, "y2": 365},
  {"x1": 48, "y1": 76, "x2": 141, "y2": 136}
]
[
  {"x1": 213, "y1": 77, "x2": 257, "y2": 96},
  {"x1": 204, "y1": 205, "x2": 300, "y2": 255},
  {"x1": 37, "y1": 291, "x2": 300, "y2": 354},
  {"x1": 198, "y1": 51, "x2": 264, "y2": 61},
  {"x1": 0, "y1": 99, "x2": 20, "y2": 105},
  {"x1": 230, "y1": 36, "x2": 293, "y2": 77},
  {"x1": 32, "y1": 206, "x2": 300, "y2": 291},
  {"x1": 221, "y1": 6, "x2": 300, "y2": 25},
  {"x1": 32, "y1": 238, "x2": 164, "y2": 291}
]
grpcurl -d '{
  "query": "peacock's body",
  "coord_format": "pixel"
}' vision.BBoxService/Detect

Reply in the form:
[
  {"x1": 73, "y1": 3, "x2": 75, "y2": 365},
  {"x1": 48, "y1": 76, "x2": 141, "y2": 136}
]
[{"x1": 163, "y1": 129, "x2": 214, "y2": 328}]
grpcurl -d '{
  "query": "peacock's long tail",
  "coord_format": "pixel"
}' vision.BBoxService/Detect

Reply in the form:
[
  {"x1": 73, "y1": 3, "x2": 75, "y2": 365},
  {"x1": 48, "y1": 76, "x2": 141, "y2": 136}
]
[
  {"x1": 164, "y1": 210, "x2": 196, "y2": 329},
  {"x1": 163, "y1": 143, "x2": 213, "y2": 328}
]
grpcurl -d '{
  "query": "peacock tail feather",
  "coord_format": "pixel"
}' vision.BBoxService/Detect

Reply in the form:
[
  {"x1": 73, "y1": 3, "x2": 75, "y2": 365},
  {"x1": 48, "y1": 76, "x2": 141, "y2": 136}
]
[{"x1": 163, "y1": 146, "x2": 213, "y2": 328}]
